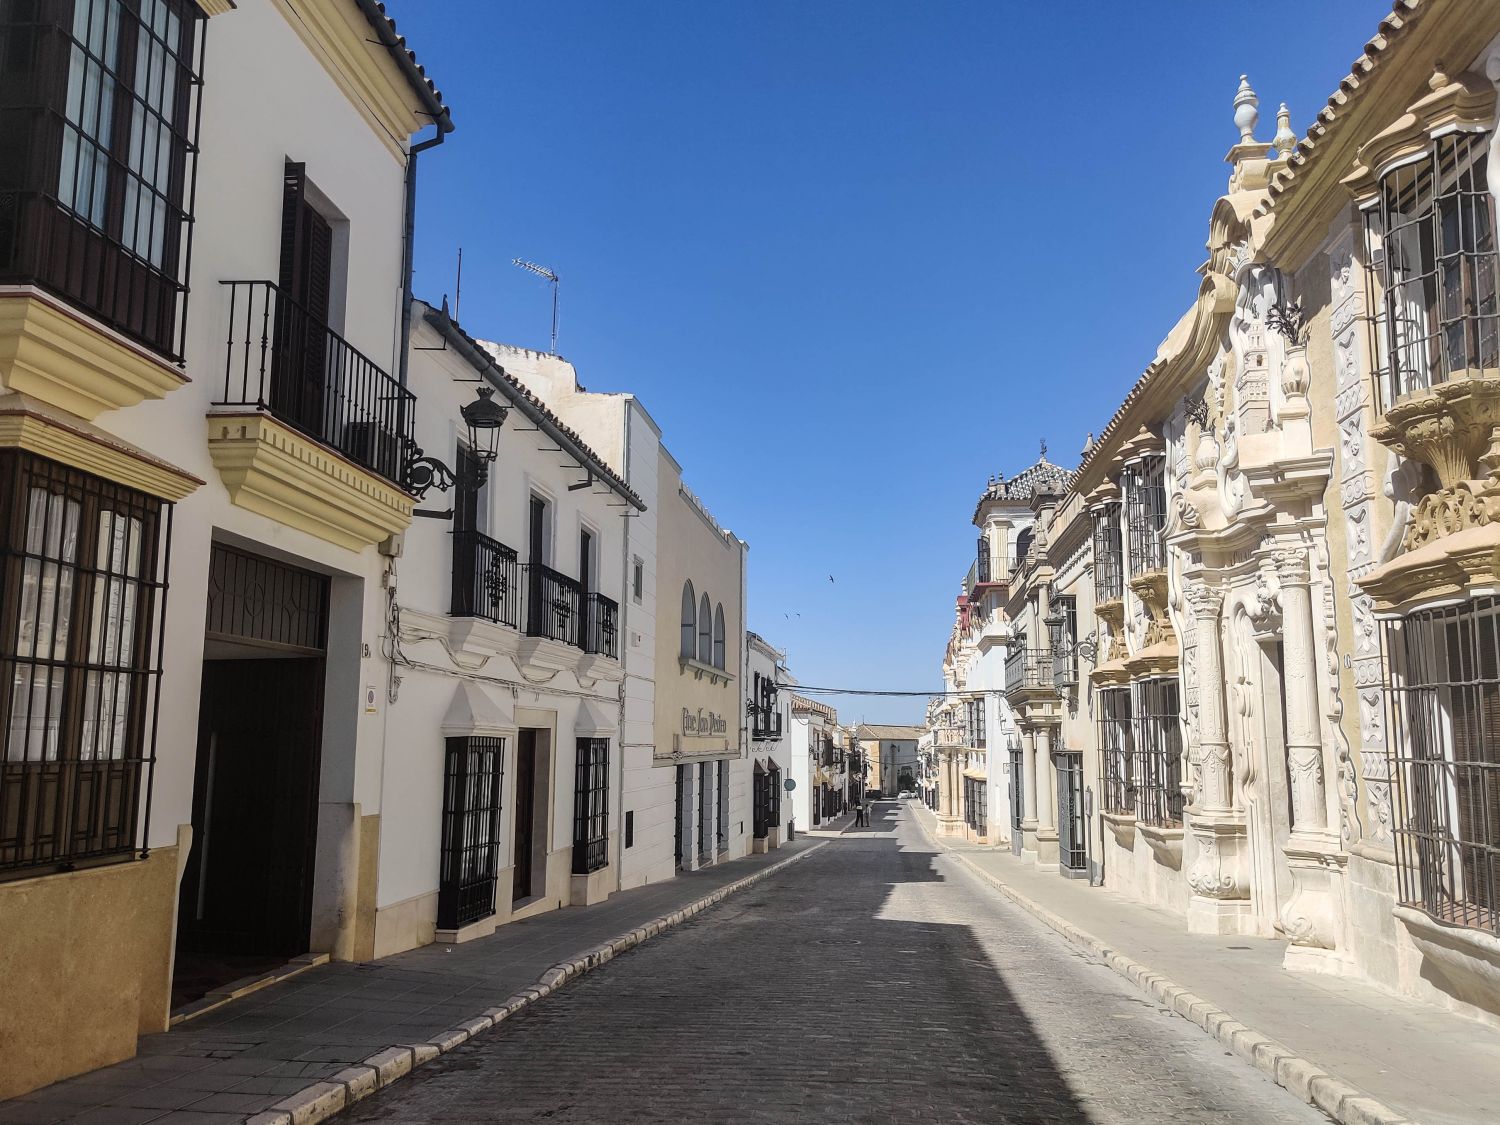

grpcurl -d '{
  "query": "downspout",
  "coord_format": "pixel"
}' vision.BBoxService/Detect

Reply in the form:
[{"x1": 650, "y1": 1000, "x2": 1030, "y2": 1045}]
[
  {"x1": 397, "y1": 128, "x2": 447, "y2": 388},
  {"x1": 615, "y1": 403, "x2": 633, "y2": 893}
]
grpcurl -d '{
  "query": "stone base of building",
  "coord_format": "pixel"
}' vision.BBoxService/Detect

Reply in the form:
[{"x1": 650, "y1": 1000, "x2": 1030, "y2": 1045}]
[
  {"x1": 1035, "y1": 829, "x2": 1060, "y2": 867},
  {"x1": 570, "y1": 862, "x2": 615, "y2": 908},
  {"x1": 751, "y1": 836, "x2": 769, "y2": 854},
  {"x1": 0, "y1": 841, "x2": 181, "y2": 1101},
  {"x1": 1186, "y1": 894, "x2": 1255, "y2": 935},
  {"x1": 936, "y1": 814, "x2": 966, "y2": 838},
  {"x1": 1282, "y1": 942, "x2": 1357, "y2": 978},
  {"x1": 434, "y1": 914, "x2": 500, "y2": 946}
]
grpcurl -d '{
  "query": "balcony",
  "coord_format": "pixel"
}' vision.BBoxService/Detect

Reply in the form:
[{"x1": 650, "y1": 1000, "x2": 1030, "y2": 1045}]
[
  {"x1": 207, "y1": 281, "x2": 415, "y2": 549},
  {"x1": 1004, "y1": 646, "x2": 1056, "y2": 698},
  {"x1": 451, "y1": 530, "x2": 521, "y2": 628},
  {"x1": 526, "y1": 562, "x2": 583, "y2": 647},
  {"x1": 583, "y1": 592, "x2": 619, "y2": 659},
  {"x1": 751, "y1": 708, "x2": 783, "y2": 742}
]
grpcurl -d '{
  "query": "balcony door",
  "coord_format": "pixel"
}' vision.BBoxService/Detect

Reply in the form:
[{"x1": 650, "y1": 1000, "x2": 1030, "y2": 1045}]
[
  {"x1": 272, "y1": 162, "x2": 334, "y2": 439},
  {"x1": 579, "y1": 527, "x2": 593, "y2": 641}
]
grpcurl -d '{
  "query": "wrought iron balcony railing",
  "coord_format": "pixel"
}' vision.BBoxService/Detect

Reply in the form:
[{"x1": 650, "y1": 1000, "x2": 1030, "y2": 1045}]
[
  {"x1": 1004, "y1": 646, "x2": 1055, "y2": 695},
  {"x1": 525, "y1": 562, "x2": 582, "y2": 647},
  {"x1": 583, "y1": 592, "x2": 619, "y2": 659},
  {"x1": 218, "y1": 280, "x2": 415, "y2": 486},
  {"x1": 451, "y1": 530, "x2": 521, "y2": 628}
]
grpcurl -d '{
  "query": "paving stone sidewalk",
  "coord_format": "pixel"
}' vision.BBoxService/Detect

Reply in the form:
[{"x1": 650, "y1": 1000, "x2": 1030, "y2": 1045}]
[
  {"x1": 912, "y1": 804, "x2": 1500, "y2": 1125},
  {"x1": 0, "y1": 839, "x2": 821, "y2": 1125}
]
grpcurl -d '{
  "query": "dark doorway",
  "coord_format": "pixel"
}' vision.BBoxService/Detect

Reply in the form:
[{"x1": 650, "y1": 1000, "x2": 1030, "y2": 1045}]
[
  {"x1": 513, "y1": 730, "x2": 538, "y2": 902},
  {"x1": 674, "y1": 765, "x2": 687, "y2": 869},
  {"x1": 175, "y1": 546, "x2": 329, "y2": 1009}
]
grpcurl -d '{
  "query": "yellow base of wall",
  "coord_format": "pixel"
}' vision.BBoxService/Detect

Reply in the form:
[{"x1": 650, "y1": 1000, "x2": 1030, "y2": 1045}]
[{"x1": 0, "y1": 848, "x2": 178, "y2": 1100}]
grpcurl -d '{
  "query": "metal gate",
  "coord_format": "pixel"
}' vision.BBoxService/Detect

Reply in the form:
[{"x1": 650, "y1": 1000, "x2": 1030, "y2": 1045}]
[
  {"x1": 1009, "y1": 746, "x2": 1025, "y2": 832},
  {"x1": 1057, "y1": 750, "x2": 1087, "y2": 872}
]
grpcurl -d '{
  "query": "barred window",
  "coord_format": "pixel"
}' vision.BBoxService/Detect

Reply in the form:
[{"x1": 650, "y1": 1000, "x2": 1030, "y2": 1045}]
[
  {"x1": 1386, "y1": 601, "x2": 1500, "y2": 935},
  {"x1": 964, "y1": 698, "x2": 986, "y2": 749},
  {"x1": 1134, "y1": 677, "x2": 1183, "y2": 827},
  {"x1": 1049, "y1": 595, "x2": 1077, "y2": 686},
  {"x1": 1008, "y1": 742, "x2": 1024, "y2": 830},
  {"x1": 0, "y1": 0, "x2": 203, "y2": 359},
  {"x1": 571, "y1": 737, "x2": 608, "y2": 875},
  {"x1": 1126, "y1": 456, "x2": 1166, "y2": 576},
  {"x1": 767, "y1": 765, "x2": 781, "y2": 828},
  {"x1": 437, "y1": 736, "x2": 505, "y2": 929},
  {"x1": 1093, "y1": 503, "x2": 1123, "y2": 602},
  {"x1": 1, "y1": 451, "x2": 168, "y2": 875},
  {"x1": 1364, "y1": 130, "x2": 1498, "y2": 412},
  {"x1": 1098, "y1": 687, "x2": 1134, "y2": 815}
]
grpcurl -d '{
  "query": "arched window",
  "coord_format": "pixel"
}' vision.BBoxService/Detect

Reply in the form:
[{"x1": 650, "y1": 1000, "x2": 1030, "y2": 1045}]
[
  {"x1": 698, "y1": 593, "x2": 712, "y2": 663},
  {"x1": 712, "y1": 604, "x2": 726, "y2": 669},
  {"x1": 680, "y1": 581, "x2": 696, "y2": 658}
]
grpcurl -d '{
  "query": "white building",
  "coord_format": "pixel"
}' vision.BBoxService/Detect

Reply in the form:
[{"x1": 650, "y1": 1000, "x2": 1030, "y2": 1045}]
[{"x1": 747, "y1": 632, "x2": 791, "y2": 850}]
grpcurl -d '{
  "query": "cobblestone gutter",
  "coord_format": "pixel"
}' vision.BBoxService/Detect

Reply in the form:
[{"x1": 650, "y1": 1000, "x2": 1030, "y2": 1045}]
[{"x1": 245, "y1": 843, "x2": 826, "y2": 1125}]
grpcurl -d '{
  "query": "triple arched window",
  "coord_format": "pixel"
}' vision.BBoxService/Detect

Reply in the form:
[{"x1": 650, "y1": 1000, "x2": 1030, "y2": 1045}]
[{"x1": 680, "y1": 580, "x2": 728, "y2": 670}]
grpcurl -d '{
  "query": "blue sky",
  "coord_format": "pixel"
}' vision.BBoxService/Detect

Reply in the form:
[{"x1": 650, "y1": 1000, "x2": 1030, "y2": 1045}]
[{"x1": 393, "y1": 0, "x2": 1392, "y2": 724}]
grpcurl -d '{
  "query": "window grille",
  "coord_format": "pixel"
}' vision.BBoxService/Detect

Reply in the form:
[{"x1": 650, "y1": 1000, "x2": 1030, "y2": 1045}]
[
  {"x1": 0, "y1": 0, "x2": 204, "y2": 360},
  {"x1": 1056, "y1": 747, "x2": 1086, "y2": 871},
  {"x1": 1385, "y1": 601, "x2": 1500, "y2": 934},
  {"x1": 1049, "y1": 596, "x2": 1077, "y2": 686},
  {"x1": 0, "y1": 451, "x2": 170, "y2": 876},
  {"x1": 438, "y1": 736, "x2": 505, "y2": 929},
  {"x1": 964, "y1": 698, "x2": 986, "y2": 748},
  {"x1": 715, "y1": 759, "x2": 727, "y2": 852},
  {"x1": 1134, "y1": 677, "x2": 1184, "y2": 827},
  {"x1": 1126, "y1": 457, "x2": 1166, "y2": 576},
  {"x1": 1008, "y1": 744, "x2": 1025, "y2": 831},
  {"x1": 1363, "y1": 129, "x2": 1499, "y2": 413},
  {"x1": 963, "y1": 777, "x2": 987, "y2": 836},
  {"x1": 1098, "y1": 687, "x2": 1134, "y2": 815},
  {"x1": 571, "y1": 737, "x2": 608, "y2": 875},
  {"x1": 1093, "y1": 503, "x2": 1123, "y2": 602},
  {"x1": 767, "y1": 765, "x2": 781, "y2": 828}
]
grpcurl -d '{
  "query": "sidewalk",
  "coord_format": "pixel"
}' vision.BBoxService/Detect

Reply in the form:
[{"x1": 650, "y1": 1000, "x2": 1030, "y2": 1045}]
[
  {"x1": 911, "y1": 803, "x2": 1500, "y2": 1125},
  {"x1": 0, "y1": 839, "x2": 823, "y2": 1125}
]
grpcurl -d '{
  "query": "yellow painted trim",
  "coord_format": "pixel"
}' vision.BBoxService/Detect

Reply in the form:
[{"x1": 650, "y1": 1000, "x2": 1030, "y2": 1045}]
[
  {"x1": 0, "y1": 408, "x2": 202, "y2": 501},
  {"x1": 268, "y1": 0, "x2": 430, "y2": 157},
  {"x1": 195, "y1": 0, "x2": 235, "y2": 15},
  {"x1": 0, "y1": 289, "x2": 188, "y2": 421},
  {"x1": 206, "y1": 411, "x2": 414, "y2": 550}
]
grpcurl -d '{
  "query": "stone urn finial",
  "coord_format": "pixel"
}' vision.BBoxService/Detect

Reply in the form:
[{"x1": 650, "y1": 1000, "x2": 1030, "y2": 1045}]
[
  {"x1": 1233, "y1": 75, "x2": 1259, "y2": 142},
  {"x1": 1273, "y1": 102, "x2": 1296, "y2": 157}
]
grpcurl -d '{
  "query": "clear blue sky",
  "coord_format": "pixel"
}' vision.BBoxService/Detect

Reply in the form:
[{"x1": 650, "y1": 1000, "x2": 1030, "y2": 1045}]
[{"x1": 393, "y1": 0, "x2": 1392, "y2": 724}]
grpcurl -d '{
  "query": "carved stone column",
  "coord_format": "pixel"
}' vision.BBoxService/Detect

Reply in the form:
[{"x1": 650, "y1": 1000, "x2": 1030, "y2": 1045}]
[
  {"x1": 1183, "y1": 581, "x2": 1252, "y2": 934},
  {"x1": 936, "y1": 743, "x2": 965, "y2": 837},
  {"x1": 1275, "y1": 550, "x2": 1328, "y2": 832},
  {"x1": 1021, "y1": 726, "x2": 1039, "y2": 838}
]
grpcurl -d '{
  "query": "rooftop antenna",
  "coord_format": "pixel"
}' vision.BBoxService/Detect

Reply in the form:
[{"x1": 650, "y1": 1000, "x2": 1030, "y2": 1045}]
[
  {"x1": 512, "y1": 258, "x2": 560, "y2": 353},
  {"x1": 454, "y1": 246, "x2": 463, "y2": 320}
]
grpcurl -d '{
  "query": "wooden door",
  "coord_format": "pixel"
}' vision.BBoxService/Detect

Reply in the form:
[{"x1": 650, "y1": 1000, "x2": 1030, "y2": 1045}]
[{"x1": 513, "y1": 730, "x2": 537, "y2": 901}]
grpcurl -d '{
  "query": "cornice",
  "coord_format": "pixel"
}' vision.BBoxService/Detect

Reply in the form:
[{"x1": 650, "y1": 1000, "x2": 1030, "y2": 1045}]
[{"x1": 0, "y1": 401, "x2": 202, "y2": 501}]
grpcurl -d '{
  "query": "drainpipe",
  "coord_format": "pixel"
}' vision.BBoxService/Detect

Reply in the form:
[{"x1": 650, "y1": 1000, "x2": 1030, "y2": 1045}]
[
  {"x1": 615, "y1": 403, "x2": 634, "y2": 893},
  {"x1": 397, "y1": 128, "x2": 447, "y2": 388}
]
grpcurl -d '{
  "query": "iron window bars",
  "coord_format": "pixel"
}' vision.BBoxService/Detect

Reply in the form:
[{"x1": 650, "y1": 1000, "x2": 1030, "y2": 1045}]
[
  {"x1": 767, "y1": 765, "x2": 781, "y2": 828},
  {"x1": 1093, "y1": 503, "x2": 1124, "y2": 602},
  {"x1": 1363, "y1": 129, "x2": 1499, "y2": 414},
  {"x1": 1126, "y1": 456, "x2": 1167, "y2": 576},
  {"x1": 964, "y1": 697, "x2": 986, "y2": 749},
  {"x1": 964, "y1": 776, "x2": 987, "y2": 837},
  {"x1": 1097, "y1": 686, "x2": 1135, "y2": 816},
  {"x1": 450, "y1": 530, "x2": 521, "y2": 629},
  {"x1": 205, "y1": 542, "x2": 325, "y2": 652},
  {"x1": 750, "y1": 672, "x2": 782, "y2": 741},
  {"x1": 1134, "y1": 676, "x2": 1184, "y2": 827},
  {"x1": 437, "y1": 735, "x2": 505, "y2": 929},
  {"x1": 1009, "y1": 744, "x2": 1025, "y2": 831},
  {"x1": 1056, "y1": 748, "x2": 1087, "y2": 871},
  {"x1": 1384, "y1": 600, "x2": 1500, "y2": 935},
  {"x1": 1048, "y1": 595, "x2": 1078, "y2": 687},
  {"x1": 715, "y1": 758, "x2": 727, "y2": 853},
  {"x1": 0, "y1": 450, "x2": 170, "y2": 877},
  {"x1": 0, "y1": 0, "x2": 204, "y2": 362},
  {"x1": 571, "y1": 737, "x2": 608, "y2": 876},
  {"x1": 218, "y1": 280, "x2": 416, "y2": 486},
  {"x1": 976, "y1": 535, "x2": 991, "y2": 584}
]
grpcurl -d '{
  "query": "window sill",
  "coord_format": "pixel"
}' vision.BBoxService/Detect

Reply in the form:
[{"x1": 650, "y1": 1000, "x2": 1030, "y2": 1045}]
[
  {"x1": 1394, "y1": 904, "x2": 1500, "y2": 1010},
  {"x1": 679, "y1": 655, "x2": 734, "y2": 685}
]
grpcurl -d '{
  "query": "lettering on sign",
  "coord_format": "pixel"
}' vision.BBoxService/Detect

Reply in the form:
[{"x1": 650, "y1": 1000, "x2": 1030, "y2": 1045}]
[{"x1": 682, "y1": 707, "x2": 728, "y2": 736}]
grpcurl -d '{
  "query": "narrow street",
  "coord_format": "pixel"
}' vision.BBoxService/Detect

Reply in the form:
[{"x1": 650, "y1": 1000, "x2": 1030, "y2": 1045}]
[{"x1": 347, "y1": 804, "x2": 1327, "y2": 1124}]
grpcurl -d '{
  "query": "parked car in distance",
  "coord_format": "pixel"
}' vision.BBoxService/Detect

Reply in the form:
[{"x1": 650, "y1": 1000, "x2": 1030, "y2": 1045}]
[
  {"x1": 898, "y1": 790, "x2": 915, "y2": 799},
  {"x1": 865, "y1": 788, "x2": 884, "y2": 801}
]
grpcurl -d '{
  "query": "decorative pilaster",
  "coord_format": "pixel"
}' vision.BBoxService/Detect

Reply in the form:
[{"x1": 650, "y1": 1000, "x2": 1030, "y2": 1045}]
[
  {"x1": 1034, "y1": 724, "x2": 1059, "y2": 867},
  {"x1": 1274, "y1": 549, "x2": 1328, "y2": 832},
  {"x1": 1185, "y1": 584, "x2": 1231, "y2": 811}
]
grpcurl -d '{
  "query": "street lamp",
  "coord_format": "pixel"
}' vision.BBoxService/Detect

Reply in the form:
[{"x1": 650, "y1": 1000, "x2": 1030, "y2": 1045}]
[{"x1": 404, "y1": 385, "x2": 510, "y2": 512}]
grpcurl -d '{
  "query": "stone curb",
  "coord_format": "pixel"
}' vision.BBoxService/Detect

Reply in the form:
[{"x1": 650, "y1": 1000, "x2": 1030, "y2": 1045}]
[
  {"x1": 913, "y1": 811, "x2": 1415, "y2": 1125},
  {"x1": 244, "y1": 842, "x2": 826, "y2": 1125}
]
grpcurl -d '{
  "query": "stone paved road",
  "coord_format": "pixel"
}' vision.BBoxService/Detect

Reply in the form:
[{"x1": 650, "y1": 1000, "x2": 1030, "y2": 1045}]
[{"x1": 347, "y1": 803, "x2": 1329, "y2": 1124}]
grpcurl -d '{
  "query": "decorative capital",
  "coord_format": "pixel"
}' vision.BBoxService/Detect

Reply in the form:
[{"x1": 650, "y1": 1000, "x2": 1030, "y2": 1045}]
[
  {"x1": 1272, "y1": 548, "x2": 1311, "y2": 587},
  {"x1": 1184, "y1": 582, "x2": 1224, "y2": 621}
]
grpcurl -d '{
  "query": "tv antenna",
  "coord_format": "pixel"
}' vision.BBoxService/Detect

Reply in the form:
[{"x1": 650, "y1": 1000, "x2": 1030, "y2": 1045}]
[{"x1": 512, "y1": 258, "x2": 560, "y2": 353}]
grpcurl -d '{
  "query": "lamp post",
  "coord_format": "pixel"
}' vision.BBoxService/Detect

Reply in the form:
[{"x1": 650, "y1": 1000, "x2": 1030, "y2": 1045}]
[{"x1": 404, "y1": 385, "x2": 509, "y2": 516}]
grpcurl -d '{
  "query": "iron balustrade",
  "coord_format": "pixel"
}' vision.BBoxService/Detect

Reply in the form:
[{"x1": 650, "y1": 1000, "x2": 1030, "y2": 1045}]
[
  {"x1": 1385, "y1": 600, "x2": 1500, "y2": 935},
  {"x1": 1098, "y1": 687, "x2": 1135, "y2": 816},
  {"x1": 583, "y1": 592, "x2": 619, "y2": 658},
  {"x1": 450, "y1": 530, "x2": 521, "y2": 628},
  {"x1": 525, "y1": 562, "x2": 582, "y2": 647},
  {"x1": 1365, "y1": 130, "x2": 1500, "y2": 413},
  {"x1": 1009, "y1": 745, "x2": 1025, "y2": 831},
  {"x1": 1004, "y1": 646, "x2": 1054, "y2": 694},
  {"x1": 218, "y1": 280, "x2": 415, "y2": 486},
  {"x1": 437, "y1": 736, "x2": 505, "y2": 929},
  {"x1": 976, "y1": 537, "x2": 992, "y2": 583},
  {"x1": 0, "y1": 0, "x2": 204, "y2": 362},
  {"x1": 1126, "y1": 459, "x2": 1167, "y2": 576}
]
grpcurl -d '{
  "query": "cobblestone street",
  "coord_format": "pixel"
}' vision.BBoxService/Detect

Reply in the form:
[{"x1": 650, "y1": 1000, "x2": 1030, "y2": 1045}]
[{"x1": 347, "y1": 803, "x2": 1328, "y2": 1123}]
